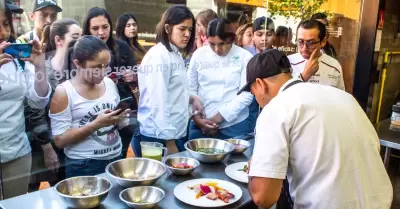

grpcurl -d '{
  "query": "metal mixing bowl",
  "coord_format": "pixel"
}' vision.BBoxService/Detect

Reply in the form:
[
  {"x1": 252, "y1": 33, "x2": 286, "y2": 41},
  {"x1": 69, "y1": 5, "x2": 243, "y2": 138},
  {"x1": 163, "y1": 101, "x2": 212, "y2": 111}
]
[
  {"x1": 119, "y1": 186, "x2": 165, "y2": 209},
  {"x1": 164, "y1": 157, "x2": 200, "y2": 175},
  {"x1": 184, "y1": 138, "x2": 234, "y2": 163},
  {"x1": 227, "y1": 138, "x2": 251, "y2": 154},
  {"x1": 54, "y1": 176, "x2": 112, "y2": 209},
  {"x1": 105, "y1": 158, "x2": 166, "y2": 188}
]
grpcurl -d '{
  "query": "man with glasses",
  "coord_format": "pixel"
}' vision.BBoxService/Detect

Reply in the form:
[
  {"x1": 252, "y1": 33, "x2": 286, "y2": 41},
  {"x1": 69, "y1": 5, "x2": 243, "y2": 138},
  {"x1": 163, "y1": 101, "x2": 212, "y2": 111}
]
[
  {"x1": 311, "y1": 13, "x2": 337, "y2": 59},
  {"x1": 288, "y1": 19, "x2": 345, "y2": 90},
  {"x1": 187, "y1": 18, "x2": 253, "y2": 139}
]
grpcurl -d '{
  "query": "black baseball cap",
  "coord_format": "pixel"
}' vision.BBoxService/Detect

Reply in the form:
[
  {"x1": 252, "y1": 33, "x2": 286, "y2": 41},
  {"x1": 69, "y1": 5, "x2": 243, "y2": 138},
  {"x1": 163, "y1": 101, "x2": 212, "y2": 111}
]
[
  {"x1": 5, "y1": 0, "x2": 24, "y2": 14},
  {"x1": 253, "y1": 16, "x2": 275, "y2": 32},
  {"x1": 237, "y1": 49, "x2": 292, "y2": 95},
  {"x1": 33, "y1": 0, "x2": 62, "y2": 12}
]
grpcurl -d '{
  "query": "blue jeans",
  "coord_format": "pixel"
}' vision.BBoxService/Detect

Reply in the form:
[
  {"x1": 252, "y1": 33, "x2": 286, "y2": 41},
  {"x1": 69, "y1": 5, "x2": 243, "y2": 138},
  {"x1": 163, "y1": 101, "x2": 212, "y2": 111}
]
[
  {"x1": 188, "y1": 117, "x2": 250, "y2": 140},
  {"x1": 248, "y1": 98, "x2": 259, "y2": 133},
  {"x1": 65, "y1": 156, "x2": 121, "y2": 178},
  {"x1": 131, "y1": 133, "x2": 188, "y2": 157}
]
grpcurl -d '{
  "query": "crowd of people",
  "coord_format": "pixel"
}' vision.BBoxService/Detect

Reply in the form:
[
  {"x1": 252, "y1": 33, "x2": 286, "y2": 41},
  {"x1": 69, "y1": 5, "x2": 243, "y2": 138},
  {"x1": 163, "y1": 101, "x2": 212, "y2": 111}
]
[{"x1": 0, "y1": 0, "x2": 394, "y2": 208}]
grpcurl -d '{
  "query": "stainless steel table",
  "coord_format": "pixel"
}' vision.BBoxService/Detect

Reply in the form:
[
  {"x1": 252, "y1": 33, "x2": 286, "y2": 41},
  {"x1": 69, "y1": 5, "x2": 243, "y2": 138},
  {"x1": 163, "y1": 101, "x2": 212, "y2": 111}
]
[
  {"x1": 376, "y1": 119, "x2": 400, "y2": 169},
  {"x1": 0, "y1": 140, "x2": 257, "y2": 209}
]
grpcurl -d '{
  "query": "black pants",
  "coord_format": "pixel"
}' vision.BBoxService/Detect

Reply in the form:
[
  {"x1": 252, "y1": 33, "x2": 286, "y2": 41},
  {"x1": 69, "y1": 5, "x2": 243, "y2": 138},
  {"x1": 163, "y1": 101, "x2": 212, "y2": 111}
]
[
  {"x1": 276, "y1": 179, "x2": 293, "y2": 209},
  {"x1": 118, "y1": 125, "x2": 134, "y2": 158}
]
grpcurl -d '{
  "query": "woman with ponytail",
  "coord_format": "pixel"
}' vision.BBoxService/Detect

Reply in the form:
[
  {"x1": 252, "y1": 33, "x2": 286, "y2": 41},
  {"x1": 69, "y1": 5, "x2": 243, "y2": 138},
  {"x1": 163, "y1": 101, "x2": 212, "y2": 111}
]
[{"x1": 25, "y1": 19, "x2": 82, "y2": 191}]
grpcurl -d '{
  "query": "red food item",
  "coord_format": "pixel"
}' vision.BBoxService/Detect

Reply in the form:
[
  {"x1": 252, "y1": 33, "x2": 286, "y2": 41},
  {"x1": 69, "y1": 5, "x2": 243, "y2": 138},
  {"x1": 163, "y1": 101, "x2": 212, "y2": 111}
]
[
  {"x1": 172, "y1": 163, "x2": 194, "y2": 169},
  {"x1": 200, "y1": 184, "x2": 212, "y2": 194}
]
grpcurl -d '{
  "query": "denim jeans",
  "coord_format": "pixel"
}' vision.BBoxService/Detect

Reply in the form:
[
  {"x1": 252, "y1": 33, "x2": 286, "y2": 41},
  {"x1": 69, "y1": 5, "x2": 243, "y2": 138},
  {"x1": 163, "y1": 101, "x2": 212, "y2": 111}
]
[
  {"x1": 131, "y1": 133, "x2": 188, "y2": 157},
  {"x1": 248, "y1": 98, "x2": 259, "y2": 133},
  {"x1": 188, "y1": 116, "x2": 251, "y2": 140},
  {"x1": 65, "y1": 156, "x2": 121, "y2": 178}
]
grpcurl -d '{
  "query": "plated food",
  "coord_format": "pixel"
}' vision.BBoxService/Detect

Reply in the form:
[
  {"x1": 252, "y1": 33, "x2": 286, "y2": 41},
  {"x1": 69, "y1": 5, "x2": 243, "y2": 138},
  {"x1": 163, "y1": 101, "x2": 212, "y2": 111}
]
[
  {"x1": 187, "y1": 181, "x2": 235, "y2": 203},
  {"x1": 174, "y1": 178, "x2": 242, "y2": 208},
  {"x1": 225, "y1": 162, "x2": 249, "y2": 183}
]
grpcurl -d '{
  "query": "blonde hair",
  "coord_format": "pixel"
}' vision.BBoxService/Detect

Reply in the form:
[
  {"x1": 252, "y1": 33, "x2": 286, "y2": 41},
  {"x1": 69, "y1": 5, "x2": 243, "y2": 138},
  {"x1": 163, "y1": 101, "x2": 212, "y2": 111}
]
[
  {"x1": 196, "y1": 9, "x2": 218, "y2": 29},
  {"x1": 235, "y1": 23, "x2": 252, "y2": 47}
]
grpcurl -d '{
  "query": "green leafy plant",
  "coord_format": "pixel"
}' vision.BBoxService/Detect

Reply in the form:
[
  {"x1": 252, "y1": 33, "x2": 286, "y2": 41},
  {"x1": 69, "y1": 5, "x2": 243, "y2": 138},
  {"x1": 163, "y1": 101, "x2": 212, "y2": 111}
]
[{"x1": 265, "y1": 0, "x2": 330, "y2": 21}]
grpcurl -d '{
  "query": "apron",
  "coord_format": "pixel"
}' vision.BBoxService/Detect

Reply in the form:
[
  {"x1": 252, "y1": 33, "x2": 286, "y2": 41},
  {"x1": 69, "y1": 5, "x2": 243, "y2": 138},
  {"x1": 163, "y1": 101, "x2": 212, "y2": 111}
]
[{"x1": 276, "y1": 79, "x2": 303, "y2": 209}]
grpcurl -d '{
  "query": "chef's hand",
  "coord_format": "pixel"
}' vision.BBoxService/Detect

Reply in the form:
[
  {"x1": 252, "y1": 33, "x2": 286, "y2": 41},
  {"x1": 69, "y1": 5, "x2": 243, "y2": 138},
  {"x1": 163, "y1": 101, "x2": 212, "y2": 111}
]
[
  {"x1": 41, "y1": 143, "x2": 60, "y2": 173},
  {"x1": 0, "y1": 42, "x2": 12, "y2": 67},
  {"x1": 193, "y1": 116, "x2": 218, "y2": 135},
  {"x1": 302, "y1": 48, "x2": 321, "y2": 81},
  {"x1": 209, "y1": 113, "x2": 224, "y2": 125},
  {"x1": 190, "y1": 96, "x2": 205, "y2": 118}
]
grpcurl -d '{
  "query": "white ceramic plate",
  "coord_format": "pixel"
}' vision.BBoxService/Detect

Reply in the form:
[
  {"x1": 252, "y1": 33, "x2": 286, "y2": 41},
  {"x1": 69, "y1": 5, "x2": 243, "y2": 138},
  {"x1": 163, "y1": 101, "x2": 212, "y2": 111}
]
[
  {"x1": 225, "y1": 162, "x2": 249, "y2": 183},
  {"x1": 174, "y1": 178, "x2": 243, "y2": 208}
]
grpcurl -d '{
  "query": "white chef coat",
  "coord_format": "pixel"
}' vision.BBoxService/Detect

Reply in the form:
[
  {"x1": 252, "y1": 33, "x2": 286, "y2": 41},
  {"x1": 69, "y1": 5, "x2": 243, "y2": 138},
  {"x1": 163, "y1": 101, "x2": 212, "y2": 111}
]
[
  {"x1": 187, "y1": 45, "x2": 253, "y2": 128},
  {"x1": 249, "y1": 78, "x2": 393, "y2": 209},
  {"x1": 288, "y1": 53, "x2": 345, "y2": 90},
  {"x1": 137, "y1": 43, "x2": 190, "y2": 140}
]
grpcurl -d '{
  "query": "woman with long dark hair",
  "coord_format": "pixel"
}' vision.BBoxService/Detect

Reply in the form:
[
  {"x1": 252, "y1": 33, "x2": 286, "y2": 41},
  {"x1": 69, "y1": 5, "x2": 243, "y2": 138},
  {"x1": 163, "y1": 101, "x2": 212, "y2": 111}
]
[
  {"x1": 132, "y1": 5, "x2": 204, "y2": 157},
  {"x1": 82, "y1": 7, "x2": 137, "y2": 159},
  {"x1": 0, "y1": 1, "x2": 50, "y2": 199},
  {"x1": 50, "y1": 36, "x2": 129, "y2": 178},
  {"x1": 116, "y1": 13, "x2": 147, "y2": 64},
  {"x1": 24, "y1": 19, "x2": 82, "y2": 191}
]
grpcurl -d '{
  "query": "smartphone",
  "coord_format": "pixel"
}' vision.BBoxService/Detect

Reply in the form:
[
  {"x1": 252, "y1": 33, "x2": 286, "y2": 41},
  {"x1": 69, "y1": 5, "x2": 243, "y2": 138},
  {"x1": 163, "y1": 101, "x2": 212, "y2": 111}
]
[
  {"x1": 116, "y1": 97, "x2": 134, "y2": 111},
  {"x1": 4, "y1": 44, "x2": 32, "y2": 58}
]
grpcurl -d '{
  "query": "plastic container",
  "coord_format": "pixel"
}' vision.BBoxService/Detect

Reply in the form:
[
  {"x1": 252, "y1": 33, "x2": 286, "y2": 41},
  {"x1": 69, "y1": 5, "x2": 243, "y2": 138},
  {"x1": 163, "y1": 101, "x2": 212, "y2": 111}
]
[{"x1": 390, "y1": 103, "x2": 400, "y2": 132}]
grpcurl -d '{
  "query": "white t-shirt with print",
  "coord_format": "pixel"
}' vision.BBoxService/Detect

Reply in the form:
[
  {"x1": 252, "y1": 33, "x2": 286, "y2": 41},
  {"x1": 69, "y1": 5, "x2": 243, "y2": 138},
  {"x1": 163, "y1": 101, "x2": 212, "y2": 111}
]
[
  {"x1": 50, "y1": 77, "x2": 122, "y2": 160},
  {"x1": 249, "y1": 79, "x2": 392, "y2": 209},
  {"x1": 288, "y1": 53, "x2": 345, "y2": 90}
]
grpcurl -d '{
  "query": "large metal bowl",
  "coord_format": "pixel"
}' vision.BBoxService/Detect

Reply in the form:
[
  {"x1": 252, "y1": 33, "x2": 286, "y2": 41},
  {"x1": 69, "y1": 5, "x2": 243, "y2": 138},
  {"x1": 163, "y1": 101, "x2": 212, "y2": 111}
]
[
  {"x1": 164, "y1": 157, "x2": 200, "y2": 175},
  {"x1": 184, "y1": 138, "x2": 234, "y2": 163},
  {"x1": 227, "y1": 138, "x2": 251, "y2": 154},
  {"x1": 54, "y1": 176, "x2": 112, "y2": 209},
  {"x1": 105, "y1": 158, "x2": 166, "y2": 188},
  {"x1": 119, "y1": 186, "x2": 165, "y2": 209}
]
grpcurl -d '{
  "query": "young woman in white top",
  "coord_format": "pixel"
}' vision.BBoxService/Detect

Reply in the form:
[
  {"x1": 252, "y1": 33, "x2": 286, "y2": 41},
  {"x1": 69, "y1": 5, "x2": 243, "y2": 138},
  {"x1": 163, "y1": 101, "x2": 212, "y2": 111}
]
[
  {"x1": 0, "y1": 2, "x2": 50, "y2": 199},
  {"x1": 50, "y1": 36, "x2": 129, "y2": 178},
  {"x1": 132, "y1": 5, "x2": 204, "y2": 157},
  {"x1": 25, "y1": 19, "x2": 82, "y2": 190}
]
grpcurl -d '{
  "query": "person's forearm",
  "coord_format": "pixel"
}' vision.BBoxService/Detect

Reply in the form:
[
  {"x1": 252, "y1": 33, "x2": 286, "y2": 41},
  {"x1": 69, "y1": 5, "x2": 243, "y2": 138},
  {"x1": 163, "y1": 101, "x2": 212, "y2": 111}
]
[
  {"x1": 54, "y1": 122, "x2": 98, "y2": 149},
  {"x1": 34, "y1": 67, "x2": 50, "y2": 97},
  {"x1": 189, "y1": 95, "x2": 200, "y2": 104}
]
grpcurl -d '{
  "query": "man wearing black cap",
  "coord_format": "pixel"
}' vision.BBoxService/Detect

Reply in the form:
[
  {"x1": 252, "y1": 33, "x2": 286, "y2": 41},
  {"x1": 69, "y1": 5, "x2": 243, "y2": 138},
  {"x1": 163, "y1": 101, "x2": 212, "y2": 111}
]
[
  {"x1": 17, "y1": 0, "x2": 62, "y2": 43},
  {"x1": 243, "y1": 49, "x2": 392, "y2": 209},
  {"x1": 245, "y1": 16, "x2": 275, "y2": 56}
]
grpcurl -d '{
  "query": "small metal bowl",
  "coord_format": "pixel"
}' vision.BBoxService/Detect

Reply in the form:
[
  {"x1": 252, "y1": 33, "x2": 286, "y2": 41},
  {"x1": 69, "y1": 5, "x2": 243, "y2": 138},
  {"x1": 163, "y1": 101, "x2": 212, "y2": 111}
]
[
  {"x1": 119, "y1": 186, "x2": 165, "y2": 209},
  {"x1": 227, "y1": 139, "x2": 251, "y2": 154},
  {"x1": 164, "y1": 157, "x2": 200, "y2": 175},
  {"x1": 184, "y1": 138, "x2": 234, "y2": 163},
  {"x1": 106, "y1": 158, "x2": 166, "y2": 188},
  {"x1": 54, "y1": 176, "x2": 112, "y2": 209}
]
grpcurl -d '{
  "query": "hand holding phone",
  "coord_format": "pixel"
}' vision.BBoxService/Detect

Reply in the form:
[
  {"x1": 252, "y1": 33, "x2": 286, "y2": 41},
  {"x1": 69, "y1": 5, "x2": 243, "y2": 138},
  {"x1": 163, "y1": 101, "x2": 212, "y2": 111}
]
[
  {"x1": 0, "y1": 42, "x2": 13, "y2": 67},
  {"x1": 116, "y1": 97, "x2": 137, "y2": 118}
]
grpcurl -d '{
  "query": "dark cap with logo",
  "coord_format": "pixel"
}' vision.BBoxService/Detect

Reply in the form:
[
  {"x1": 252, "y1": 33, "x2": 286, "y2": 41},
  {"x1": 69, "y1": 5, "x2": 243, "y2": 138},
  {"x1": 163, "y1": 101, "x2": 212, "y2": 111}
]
[
  {"x1": 253, "y1": 16, "x2": 275, "y2": 32},
  {"x1": 33, "y1": 0, "x2": 62, "y2": 12},
  {"x1": 237, "y1": 49, "x2": 292, "y2": 95},
  {"x1": 5, "y1": 0, "x2": 24, "y2": 14}
]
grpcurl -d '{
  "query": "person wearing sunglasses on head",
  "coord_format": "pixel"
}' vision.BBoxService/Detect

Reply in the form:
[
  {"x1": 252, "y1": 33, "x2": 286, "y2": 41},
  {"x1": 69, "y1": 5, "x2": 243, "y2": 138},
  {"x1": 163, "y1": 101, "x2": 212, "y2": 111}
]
[{"x1": 288, "y1": 19, "x2": 345, "y2": 91}]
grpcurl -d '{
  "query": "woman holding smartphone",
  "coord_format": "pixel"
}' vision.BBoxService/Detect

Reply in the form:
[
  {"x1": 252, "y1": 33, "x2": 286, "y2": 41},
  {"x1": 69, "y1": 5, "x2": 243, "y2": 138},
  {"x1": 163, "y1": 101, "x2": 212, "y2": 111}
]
[
  {"x1": 133, "y1": 5, "x2": 204, "y2": 157},
  {"x1": 50, "y1": 36, "x2": 129, "y2": 178},
  {"x1": 0, "y1": 2, "x2": 50, "y2": 199},
  {"x1": 82, "y1": 7, "x2": 137, "y2": 159}
]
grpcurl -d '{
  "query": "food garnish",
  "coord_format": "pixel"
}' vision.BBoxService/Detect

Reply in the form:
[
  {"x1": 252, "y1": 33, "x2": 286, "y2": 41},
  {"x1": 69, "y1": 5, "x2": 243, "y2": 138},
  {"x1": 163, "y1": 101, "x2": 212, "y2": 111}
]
[
  {"x1": 188, "y1": 181, "x2": 235, "y2": 203},
  {"x1": 133, "y1": 198, "x2": 148, "y2": 204},
  {"x1": 172, "y1": 163, "x2": 194, "y2": 169},
  {"x1": 195, "y1": 148, "x2": 225, "y2": 154},
  {"x1": 238, "y1": 164, "x2": 248, "y2": 173}
]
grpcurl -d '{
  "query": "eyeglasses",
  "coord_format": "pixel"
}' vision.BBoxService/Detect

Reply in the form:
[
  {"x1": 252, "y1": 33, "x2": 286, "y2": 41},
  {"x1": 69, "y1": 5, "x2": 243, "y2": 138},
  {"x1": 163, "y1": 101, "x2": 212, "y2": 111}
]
[{"x1": 296, "y1": 40, "x2": 321, "y2": 49}]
